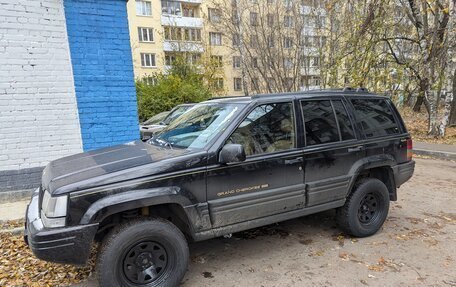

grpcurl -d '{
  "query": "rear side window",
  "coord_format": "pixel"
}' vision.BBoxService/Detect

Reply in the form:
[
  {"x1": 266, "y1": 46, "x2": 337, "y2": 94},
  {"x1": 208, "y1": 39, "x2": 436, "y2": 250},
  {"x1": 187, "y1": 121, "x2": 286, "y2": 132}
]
[
  {"x1": 301, "y1": 100, "x2": 339, "y2": 145},
  {"x1": 351, "y1": 99, "x2": 400, "y2": 138}
]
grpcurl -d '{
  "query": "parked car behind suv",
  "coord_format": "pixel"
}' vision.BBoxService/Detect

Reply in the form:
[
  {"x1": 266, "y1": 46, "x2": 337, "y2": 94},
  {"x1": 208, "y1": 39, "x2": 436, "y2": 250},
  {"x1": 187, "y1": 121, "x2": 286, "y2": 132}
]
[
  {"x1": 140, "y1": 103, "x2": 194, "y2": 141},
  {"x1": 24, "y1": 89, "x2": 414, "y2": 287}
]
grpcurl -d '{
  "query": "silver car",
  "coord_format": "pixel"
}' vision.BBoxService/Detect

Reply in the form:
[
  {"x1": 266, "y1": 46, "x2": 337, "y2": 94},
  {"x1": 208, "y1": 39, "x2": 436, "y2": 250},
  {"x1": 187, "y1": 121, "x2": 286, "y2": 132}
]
[{"x1": 140, "y1": 103, "x2": 195, "y2": 141}]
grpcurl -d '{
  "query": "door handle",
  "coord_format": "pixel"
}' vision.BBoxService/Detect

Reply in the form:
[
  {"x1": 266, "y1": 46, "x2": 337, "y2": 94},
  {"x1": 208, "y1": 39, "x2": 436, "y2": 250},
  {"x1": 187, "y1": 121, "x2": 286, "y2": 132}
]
[
  {"x1": 284, "y1": 157, "x2": 303, "y2": 165},
  {"x1": 348, "y1": 146, "x2": 364, "y2": 152}
]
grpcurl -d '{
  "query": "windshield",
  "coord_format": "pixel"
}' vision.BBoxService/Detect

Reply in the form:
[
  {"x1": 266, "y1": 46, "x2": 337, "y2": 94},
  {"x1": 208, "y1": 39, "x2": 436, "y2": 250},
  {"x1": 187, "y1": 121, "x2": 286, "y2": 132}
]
[
  {"x1": 143, "y1": 111, "x2": 169, "y2": 125},
  {"x1": 162, "y1": 105, "x2": 193, "y2": 125},
  {"x1": 149, "y1": 103, "x2": 244, "y2": 150}
]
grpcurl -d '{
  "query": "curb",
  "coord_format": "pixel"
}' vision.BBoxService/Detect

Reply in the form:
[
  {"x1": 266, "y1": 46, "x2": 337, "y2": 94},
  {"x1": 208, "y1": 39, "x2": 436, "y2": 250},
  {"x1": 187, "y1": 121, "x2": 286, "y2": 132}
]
[
  {"x1": 0, "y1": 189, "x2": 33, "y2": 204},
  {"x1": 0, "y1": 227, "x2": 23, "y2": 236},
  {"x1": 413, "y1": 149, "x2": 456, "y2": 161}
]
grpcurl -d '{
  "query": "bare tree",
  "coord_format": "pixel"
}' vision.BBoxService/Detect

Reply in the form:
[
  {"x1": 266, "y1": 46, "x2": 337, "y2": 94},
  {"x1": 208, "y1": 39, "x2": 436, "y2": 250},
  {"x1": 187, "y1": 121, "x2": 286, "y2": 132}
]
[
  {"x1": 380, "y1": 0, "x2": 452, "y2": 136},
  {"x1": 211, "y1": 0, "x2": 327, "y2": 94}
]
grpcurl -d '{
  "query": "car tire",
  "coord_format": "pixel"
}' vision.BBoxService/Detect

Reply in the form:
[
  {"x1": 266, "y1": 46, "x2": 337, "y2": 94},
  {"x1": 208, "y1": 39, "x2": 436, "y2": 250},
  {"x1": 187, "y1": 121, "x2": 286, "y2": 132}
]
[
  {"x1": 96, "y1": 218, "x2": 189, "y2": 287},
  {"x1": 336, "y1": 178, "x2": 390, "y2": 237}
]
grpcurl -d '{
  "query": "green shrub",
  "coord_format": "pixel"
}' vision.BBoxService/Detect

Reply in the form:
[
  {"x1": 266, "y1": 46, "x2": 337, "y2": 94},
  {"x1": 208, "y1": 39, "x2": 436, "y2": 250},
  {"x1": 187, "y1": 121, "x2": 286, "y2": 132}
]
[{"x1": 136, "y1": 56, "x2": 214, "y2": 122}]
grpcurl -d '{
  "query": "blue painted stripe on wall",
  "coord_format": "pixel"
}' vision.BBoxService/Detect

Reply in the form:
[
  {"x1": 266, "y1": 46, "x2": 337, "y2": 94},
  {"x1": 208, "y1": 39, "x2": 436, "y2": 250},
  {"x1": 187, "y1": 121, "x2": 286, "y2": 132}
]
[{"x1": 64, "y1": 0, "x2": 139, "y2": 151}]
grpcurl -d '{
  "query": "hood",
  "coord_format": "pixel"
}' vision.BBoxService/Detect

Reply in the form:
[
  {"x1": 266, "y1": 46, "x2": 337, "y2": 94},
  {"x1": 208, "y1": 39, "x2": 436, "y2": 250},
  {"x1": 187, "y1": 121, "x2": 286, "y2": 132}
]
[{"x1": 42, "y1": 141, "x2": 195, "y2": 195}]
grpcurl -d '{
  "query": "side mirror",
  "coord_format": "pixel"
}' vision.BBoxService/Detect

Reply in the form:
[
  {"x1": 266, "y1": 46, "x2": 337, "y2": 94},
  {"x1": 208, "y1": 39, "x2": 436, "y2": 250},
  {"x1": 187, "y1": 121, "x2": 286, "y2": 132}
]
[{"x1": 219, "y1": 144, "x2": 246, "y2": 164}]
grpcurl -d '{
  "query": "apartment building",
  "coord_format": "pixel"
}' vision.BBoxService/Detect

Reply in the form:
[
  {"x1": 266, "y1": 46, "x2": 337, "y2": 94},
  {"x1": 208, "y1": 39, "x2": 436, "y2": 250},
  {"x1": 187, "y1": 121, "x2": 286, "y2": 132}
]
[{"x1": 127, "y1": 0, "x2": 326, "y2": 96}]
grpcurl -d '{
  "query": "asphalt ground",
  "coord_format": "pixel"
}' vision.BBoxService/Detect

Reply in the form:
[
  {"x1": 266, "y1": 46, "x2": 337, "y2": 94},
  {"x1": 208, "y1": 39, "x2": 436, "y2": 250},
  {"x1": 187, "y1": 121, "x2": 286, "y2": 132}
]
[{"x1": 71, "y1": 157, "x2": 456, "y2": 287}]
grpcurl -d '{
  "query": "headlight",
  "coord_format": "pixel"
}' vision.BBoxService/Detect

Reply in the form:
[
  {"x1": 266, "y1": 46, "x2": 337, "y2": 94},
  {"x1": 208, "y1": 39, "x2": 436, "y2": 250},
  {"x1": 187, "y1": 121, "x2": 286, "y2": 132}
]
[{"x1": 41, "y1": 190, "x2": 68, "y2": 228}]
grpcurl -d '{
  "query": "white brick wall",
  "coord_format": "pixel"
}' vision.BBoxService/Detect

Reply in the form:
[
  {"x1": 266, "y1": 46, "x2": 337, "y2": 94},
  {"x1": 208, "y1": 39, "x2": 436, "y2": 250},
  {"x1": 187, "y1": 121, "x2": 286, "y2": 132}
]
[{"x1": 0, "y1": 0, "x2": 83, "y2": 171}]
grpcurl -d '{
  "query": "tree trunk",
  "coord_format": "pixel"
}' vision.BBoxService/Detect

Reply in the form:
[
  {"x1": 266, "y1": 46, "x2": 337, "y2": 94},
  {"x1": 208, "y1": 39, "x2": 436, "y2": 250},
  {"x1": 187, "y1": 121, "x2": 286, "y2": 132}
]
[
  {"x1": 439, "y1": 91, "x2": 452, "y2": 136},
  {"x1": 413, "y1": 94, "x2": 424, "y2": 112},
  {"x1": 449, "y1": 69, "x2": 456, "y2": 126},
  {"x1": 427, "y1": 90, "x2": 440, "y2": 136}
]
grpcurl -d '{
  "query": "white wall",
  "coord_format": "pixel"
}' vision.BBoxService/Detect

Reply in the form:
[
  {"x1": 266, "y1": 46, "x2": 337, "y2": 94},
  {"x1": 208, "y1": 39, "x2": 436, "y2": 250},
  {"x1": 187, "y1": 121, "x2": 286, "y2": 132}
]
[{"x1": 0, "y1": 0, "x2": 83, "y2": 171}]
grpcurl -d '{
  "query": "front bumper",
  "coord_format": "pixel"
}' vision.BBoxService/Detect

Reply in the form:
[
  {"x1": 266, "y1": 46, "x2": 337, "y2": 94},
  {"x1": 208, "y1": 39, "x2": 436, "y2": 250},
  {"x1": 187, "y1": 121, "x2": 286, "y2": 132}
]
[{"x1": 24, "y1": 189, "x2": 98, "y2": 265}]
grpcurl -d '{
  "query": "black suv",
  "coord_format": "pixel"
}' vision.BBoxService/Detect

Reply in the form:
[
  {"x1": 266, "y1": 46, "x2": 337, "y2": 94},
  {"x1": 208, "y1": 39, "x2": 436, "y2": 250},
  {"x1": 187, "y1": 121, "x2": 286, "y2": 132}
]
[{"x1": 24, "y1": 89, "x2": 415, "y2": 287}]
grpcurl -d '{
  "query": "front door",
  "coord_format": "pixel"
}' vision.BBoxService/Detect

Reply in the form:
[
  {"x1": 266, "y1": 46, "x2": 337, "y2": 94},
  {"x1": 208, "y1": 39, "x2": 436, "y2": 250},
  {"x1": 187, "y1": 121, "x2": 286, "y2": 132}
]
[{"x1": 206, "y1": 102, "x2": 305, "y2": 228}]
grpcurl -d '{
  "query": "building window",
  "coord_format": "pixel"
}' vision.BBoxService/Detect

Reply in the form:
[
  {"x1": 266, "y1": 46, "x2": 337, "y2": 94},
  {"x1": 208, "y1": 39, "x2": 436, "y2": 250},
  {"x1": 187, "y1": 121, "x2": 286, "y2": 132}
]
[
  {"x1": 138, "y1": 27, "x2": 154, "y2": 42},
  {"x1": 311, "y1": 76, "x2": 321, "y2": 86},
  {"x1": 186, "y1": 53, "x2": 201, "y2": 65},
  {"x1": 267, "y1": 14, "x2": 274, "y2": 27},
  {"x1": 283, "y1": 0, "x2": 292, "y2": 9},
  {"x1": 252, "y1": 57, "x2": 258, "y2": 68},
  {"x1": 144, "y1": 76, "x2": 158, "y2": 85},
  {"x1": 209, "y1": 32, "x2": 222, "y2": 46},
  {"x1": 165, "y1": 53, "x2": 176, "y2": 66},
  {"x1": 141, "y1": 53, "x2": 156, "y2": 67},
  {"x1": 311, "y1": 56, "x2": 320, "y2": 67},
  {"x1": 136, "y1": 1, "x2": 152, "y2": 16},
  {"x1": 208, "y1": 8, "x2": 221, "y2": 22},
  {"x1": 250, "y1": 34, "x2": 259, "y2": 48},
  {"x1": 164, "y1": 26, "x2": 182, "y2": 41},
  {"x1": 182, "y1": 4, "x2": 198, "y2": 17},
  {"x1": 234, "y1": 77, "x2": 243, "y2": 91},
  {"x1": 232, "y1": 33, "x2": 240, "y2": 46},
  {"x1": 283, "y1": 37, "x2": 293, "y2": 48},
  {"x1": 284, "y1": 15, "x2": 293, "y2": 27},
  {"x1": 211, "y1": 78, "x2": 224, "y2": 90},
  {"x1": 183, "y1": 28, "x2": 201, "y2": 42},
  {"x1": 161, "y1": 1, "x2": 181, "y2": 16},
  {"x1": 284, "y1": 58, "x2": 293, "y2": 69},
  {"x1": 267, "y1": 36, "x2": 274, "y2": 48},
  {"x1": 251, "y1": 77, "x2": 259, "y2": 88},
  {"x1": 250, "y1": 12, "x2": 258, "y2": 26},
  {"x1": 211, "y1": 55, "x2": 223, "y2": 67},
  {"x1": 233, "y1": 56, "x2": 241, "y2": 68},
  {"x1": 231, "y1": 8, "x2": 240, "y2": 25}
]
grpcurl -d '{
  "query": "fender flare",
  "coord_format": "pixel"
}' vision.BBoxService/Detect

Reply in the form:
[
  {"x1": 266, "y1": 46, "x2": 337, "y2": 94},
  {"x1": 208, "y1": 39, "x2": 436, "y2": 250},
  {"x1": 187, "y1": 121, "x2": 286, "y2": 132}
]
[
  {"x1": 80, "y1": 187, "x2": 198, "y2": 225},
  {"x1": 347, "y1": 154, "x2": 397, "y2": 195}
]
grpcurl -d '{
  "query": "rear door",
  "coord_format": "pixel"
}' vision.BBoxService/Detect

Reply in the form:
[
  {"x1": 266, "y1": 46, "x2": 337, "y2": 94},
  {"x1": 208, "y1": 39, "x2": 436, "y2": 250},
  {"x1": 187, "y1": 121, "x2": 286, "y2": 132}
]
[{"x1": 301, "y1": 97, "x2": 364, "y2": 206}]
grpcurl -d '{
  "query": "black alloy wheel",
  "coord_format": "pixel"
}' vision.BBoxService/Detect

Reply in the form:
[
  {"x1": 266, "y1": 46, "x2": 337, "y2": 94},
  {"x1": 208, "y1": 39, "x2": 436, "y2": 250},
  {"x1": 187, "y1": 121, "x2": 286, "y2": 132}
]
[
  {"x1": 122, "y1": 241, "x2": 168, "y2": 284},
  {"x1": 357, "y1": 192, "x2": 381, "y2": 224}
]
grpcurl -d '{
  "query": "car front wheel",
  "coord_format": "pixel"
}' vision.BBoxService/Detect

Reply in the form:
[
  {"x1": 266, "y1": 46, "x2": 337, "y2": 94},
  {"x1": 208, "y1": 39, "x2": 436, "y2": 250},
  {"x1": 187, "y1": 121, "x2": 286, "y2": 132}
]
[
  {"x1": 97, "y1": 218, "x2": 189, "y2": 287},
  {"x1": 336, "y1": 178, "x2": 390, "y2": 237}
]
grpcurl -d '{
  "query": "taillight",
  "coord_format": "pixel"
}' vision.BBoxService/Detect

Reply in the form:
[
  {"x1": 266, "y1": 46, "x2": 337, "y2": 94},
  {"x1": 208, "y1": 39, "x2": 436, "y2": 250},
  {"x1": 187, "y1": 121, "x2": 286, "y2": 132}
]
[{"x1": 406, "y1": 138, "x2": 413, "y2": 161}]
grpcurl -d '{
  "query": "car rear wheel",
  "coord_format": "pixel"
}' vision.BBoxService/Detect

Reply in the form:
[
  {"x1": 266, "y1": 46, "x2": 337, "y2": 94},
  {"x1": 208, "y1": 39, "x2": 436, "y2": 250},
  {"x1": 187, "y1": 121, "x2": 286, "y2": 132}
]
[
  {"x1": 336, "y1": 178, "x2": 390, "y2": 237},
  {"x1": 97, "y1": 218, "x2": 189, "y2": 287}
]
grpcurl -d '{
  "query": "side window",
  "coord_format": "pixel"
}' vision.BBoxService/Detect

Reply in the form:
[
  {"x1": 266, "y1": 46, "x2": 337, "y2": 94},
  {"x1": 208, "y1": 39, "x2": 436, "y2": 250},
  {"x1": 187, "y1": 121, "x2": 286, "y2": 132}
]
[
  {"x1": 228, "y1": 102, "x2": 295, "y2": 156},
  {"x1": 332, "y1": 100, "x2": 355, "y2": 141},
  {"x1": 301, "y1": 100, "x2": 339, "y2": 146},
  {"x1": 351, "y1": 99, "x2": 400, "y2": 138}
]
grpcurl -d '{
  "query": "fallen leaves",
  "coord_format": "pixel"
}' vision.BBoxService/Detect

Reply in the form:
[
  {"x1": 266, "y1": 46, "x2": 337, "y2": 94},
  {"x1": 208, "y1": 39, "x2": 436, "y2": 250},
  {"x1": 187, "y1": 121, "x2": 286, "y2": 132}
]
[
  {"x1": 0, "y1": 219, "x2": 24, "y2": 231},
  {"x1": 308, "y1": 250, "x2": 325, "y2": 257},
  {"x1": 400, "y1": 107, "x2": 456, "y2": 145},
  {"x1": 0, "y1": 232, "x2": 95, "y2": 287}
]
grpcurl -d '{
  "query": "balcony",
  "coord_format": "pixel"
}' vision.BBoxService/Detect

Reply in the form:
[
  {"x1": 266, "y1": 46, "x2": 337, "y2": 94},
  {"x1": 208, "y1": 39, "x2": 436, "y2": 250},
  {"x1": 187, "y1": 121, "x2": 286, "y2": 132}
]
[
  {"x1": 300, "y1": 5, "x2": 326, "y2": 15},
  {"x1": 300, "y1": 66, "x2": 320, "y2": 76},
  {"x1": 163, "y1": 41, "x2": 204, "y2": 53},
  {"x1": 161, "y1": 15, "x2": 203, "y2": 28},
  {"x1": 176, "y1": 0, "x2": 202, "y2": 3}
]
